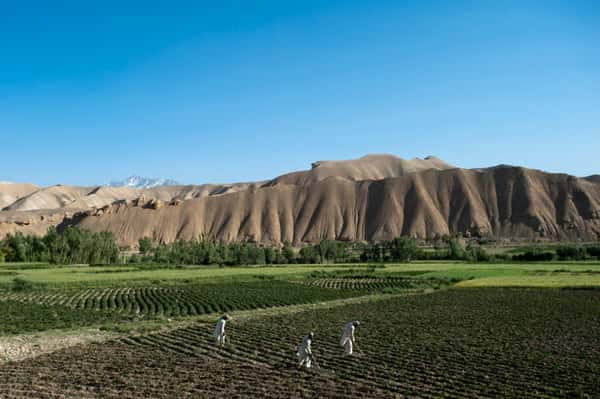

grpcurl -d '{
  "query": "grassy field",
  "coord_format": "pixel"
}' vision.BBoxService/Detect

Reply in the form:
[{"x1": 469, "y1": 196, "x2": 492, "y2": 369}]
[
  {"x1": 0, "y1": 261, "x2": 599, "y2": 397},
  {"x1": 457, "y1": 273, "x2": 600, "y2": 287},
  {"x1": 1, "y1": 261, "x2": 599, "y2": 286}
]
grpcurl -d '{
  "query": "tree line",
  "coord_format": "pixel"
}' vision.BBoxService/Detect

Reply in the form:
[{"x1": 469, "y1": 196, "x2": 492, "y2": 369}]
[
  {"x1": 0, "y1": 228, "x2": 119, "y2": 265},
  {"x1": 132, "y1": 236, "x2": 600, "y2": 265},
  {"x1": 1, "y1": 228, "x2": 599, "y2": 266}
]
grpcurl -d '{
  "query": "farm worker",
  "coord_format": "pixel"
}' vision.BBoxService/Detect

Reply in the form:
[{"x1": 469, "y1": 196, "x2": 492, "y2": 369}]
[
  {"x1": 297, "y1": 332, "x2": 314, "y2": 369},
  {"x1": 214, "y1": 314, "x2": 231, "y2": 346},
  {"x1": 340, "y1": 320, "x2": 360, "y2": 355}
]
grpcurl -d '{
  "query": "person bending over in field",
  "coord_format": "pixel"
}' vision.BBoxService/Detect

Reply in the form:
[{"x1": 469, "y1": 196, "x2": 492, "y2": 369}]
[
  {"x1": 214, "y1": 314, "x2": 231, "y2": 346},
  {"x1": 297, "y1": 332, "x2": 315, "y2": 369},
  {"x1": 340, "y1": 320, "x2": 360, "y2": 355}
]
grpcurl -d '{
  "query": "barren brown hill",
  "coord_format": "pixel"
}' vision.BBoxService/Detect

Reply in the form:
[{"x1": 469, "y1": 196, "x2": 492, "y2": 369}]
[
  {"x1": 2, "y1": 183, "x2": 261, "y2": 213},
  {"x1": 0, "y1": 182, "x2": 39, "y2": 210},
  {"x1": 584, "y1": 175, "x2": 600, "y2": 184},
  {"x1": 71, "y1": 166, "x2": 600, "y2": 246},
  {"x1": 2, "y1": 156, "x2": 599, "y2": 245},
  {"x1": 264, "y1": 154, "x2": 454, "y2": 186},
  {"x1": 0, "y1": 181, "x2": 262, "y2": 238}
]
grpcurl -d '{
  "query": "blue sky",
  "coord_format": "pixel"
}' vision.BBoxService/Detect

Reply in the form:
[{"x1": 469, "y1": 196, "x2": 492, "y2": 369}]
[{"x1": 1, "y1": 0, "x2": 598, "y2": 186}]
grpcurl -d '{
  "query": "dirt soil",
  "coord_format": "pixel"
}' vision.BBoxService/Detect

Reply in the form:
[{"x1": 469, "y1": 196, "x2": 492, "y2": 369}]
[{"x1": 0, "y1": 329, "x2": 117, "y2": 364}]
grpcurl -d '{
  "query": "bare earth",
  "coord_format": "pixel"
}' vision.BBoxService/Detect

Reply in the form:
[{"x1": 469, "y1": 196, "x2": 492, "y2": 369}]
[
  {"x1": 1, "y1": 154, "x2": 599, "y2": 245},
  {"x1": 0, "y1": 328, "x2": 117, "y2": 363}
]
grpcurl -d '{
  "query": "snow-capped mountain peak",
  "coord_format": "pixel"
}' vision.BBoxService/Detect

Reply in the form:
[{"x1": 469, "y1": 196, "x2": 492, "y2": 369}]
[{"x1": 108, "y1": 176, "x2": 180, "y2": 189}]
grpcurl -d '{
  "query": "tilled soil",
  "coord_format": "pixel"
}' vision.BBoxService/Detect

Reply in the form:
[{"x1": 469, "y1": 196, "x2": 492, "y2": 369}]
[{"x1": 1, "y1": 288, "x2": 599, "y2": 398}]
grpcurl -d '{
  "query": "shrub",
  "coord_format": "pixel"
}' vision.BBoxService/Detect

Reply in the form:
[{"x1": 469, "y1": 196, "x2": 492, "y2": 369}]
[
  {"x1": 447, "y1": 238, "x2": 466, "y2": 260},
  {"x1": 556, "y1": 245, "x2": 587, "y2": 261},
  {"x1": 513, "y1": 250, "x2": 555, "y2": 262},
  {"x1": 11, "y1": 277, "x2": 34, "y2": 292},
  {"x1": 465, "y1": 243, "x2": 490, "y2": 262},
  {"x1": 138, "y1": 237, "x2": 153, "y2": 254},
  {"x1": 585, "y1": 245, "x2": 600, "y2": 259}
]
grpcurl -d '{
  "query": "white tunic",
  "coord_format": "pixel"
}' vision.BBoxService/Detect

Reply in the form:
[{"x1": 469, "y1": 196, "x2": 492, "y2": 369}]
[
  {"x1": 298, "y1": 335, "x2": 312, "y2": 356},
  {"x1": 340, "y1": 322, "x2": 355, "y2": 346},
  {"x1": 214, "y1": 318, "x2": 226, "y2": 337}
]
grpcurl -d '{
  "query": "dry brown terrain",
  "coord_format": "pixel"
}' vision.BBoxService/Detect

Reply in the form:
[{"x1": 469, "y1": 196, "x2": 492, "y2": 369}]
[
  {"x1": 265, "y1": 154, "x2": 454, "y2": 186},
  {"x1": 0, "y1": 182, "x2": 39, "y2": 210},
  {"x1": 1, "y1": 155, "x2": 599, "y2": 246},
  {"x1": 584, "y1": 175, "x2": 600, "y2": 184}
]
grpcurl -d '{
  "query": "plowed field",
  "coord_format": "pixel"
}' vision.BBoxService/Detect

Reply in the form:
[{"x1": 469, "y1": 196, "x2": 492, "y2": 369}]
[{"x1": 2, "y1": 288, "x2": 598, "y2": 398}]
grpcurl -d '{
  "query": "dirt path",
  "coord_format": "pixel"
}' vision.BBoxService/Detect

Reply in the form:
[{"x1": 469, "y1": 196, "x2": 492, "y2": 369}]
[{"x1": 0, "y1": 328, "x2": 119, "y2": 363}]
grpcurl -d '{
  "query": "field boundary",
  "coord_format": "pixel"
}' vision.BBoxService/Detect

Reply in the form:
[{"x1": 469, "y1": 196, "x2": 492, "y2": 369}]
[
  {"x1": 0, "y1": 289, "x2": 436, "y2": 364},
  {"x1": 122, "y1": 288, "x2": 437, "y2": 335}
]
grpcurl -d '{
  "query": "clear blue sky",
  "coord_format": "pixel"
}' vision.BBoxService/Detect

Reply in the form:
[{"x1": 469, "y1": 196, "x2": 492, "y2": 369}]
[{"x1": 1, "y1": 0, "x2": 598, "y2": 186}]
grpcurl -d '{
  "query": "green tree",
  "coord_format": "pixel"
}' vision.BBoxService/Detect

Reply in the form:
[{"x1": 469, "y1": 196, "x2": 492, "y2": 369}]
[
  {"x1": 138, "y1": 237, "x2": 153, "y2": 254},
  {"x1": 299, "y1": 246, "x2": 320, "y2": 264},
  {"x1": 556, "y1": 245, "x2": 587, "y2": 261},
  {"x1": 447, "y1": 238, "x2": 466, "y2": 260},
  {"x1": 282, "y1": 242, "x2": 295, "y2": 264},
  {"x1": 465, "y1": 242, "x2": 490, "y2": 262},
  {"x1": 388, "y1": 237, "x2": 419, "y2": 262},
  {"x1": 264, "y1": 247, "x2": 276, "y2": 264}
]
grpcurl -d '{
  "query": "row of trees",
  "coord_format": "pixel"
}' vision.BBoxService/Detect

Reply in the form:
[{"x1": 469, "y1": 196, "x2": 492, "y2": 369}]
[
  {"x1": 133, "y1": 239, "x2": 298, "y2": 266},
  {"x1": 513, "y1": 245, "x2": 600, "y2": 262},
  {"x1": 0, "y1": 228, "x2": 119, "y2": 265},
  {"x1": 133, "y1": 237, "x2": 418, "y2": 266},
  {"x1": 131, "y1": 236, "x2": 490, "y2": 265},
  {"x1": 1, "y1": 228, "x2": 599, "y2": 266}
]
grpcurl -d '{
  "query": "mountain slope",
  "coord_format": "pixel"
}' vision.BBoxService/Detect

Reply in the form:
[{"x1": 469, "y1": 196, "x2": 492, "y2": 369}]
[
  {"x1": 0, "y1": 182, "x2": 39, "y2": 210},
  {"x1": 2, "y1": 183, "x2": 262, "y2": 213},
  {"x1": 265, "y1": 154, "x2": 454, "y2": 186},
  {"x1": 73, "y1": 166, "x2": 600, "y2": 245},
  {"x1": 2, "y1": 155, "x2": 599, "y2": 245},
  {"x1": 584, "y1": 175, "x2": 600, "y2": 184}
]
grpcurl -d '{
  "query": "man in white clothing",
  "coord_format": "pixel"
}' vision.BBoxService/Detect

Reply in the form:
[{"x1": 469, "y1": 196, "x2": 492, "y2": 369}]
[
  {"x1": 340, "y1": 320, "x2": 360, "y2": 355},
  {"x1": 297, "y1": 332, "x2": 315, "y2": 369},
  {"x1": 214, "y1": 314, "x2": 231, "y2": 346}
]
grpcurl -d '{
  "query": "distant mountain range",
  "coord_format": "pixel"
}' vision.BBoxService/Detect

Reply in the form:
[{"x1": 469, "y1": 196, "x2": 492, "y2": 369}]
[
  {"x1": 1, "y1": 154, "x2": 599, "y2": 246},
  {"x1": 108, "y1": 176, "x2": 180, "y2": 189}
]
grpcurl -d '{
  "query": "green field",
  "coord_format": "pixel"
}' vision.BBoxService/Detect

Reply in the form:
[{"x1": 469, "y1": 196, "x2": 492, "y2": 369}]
[
  {"x1": 1, "y1": 261, "x2": 599, "y2": 286},
  {"x1": 1, "y1": 261, "x2": 599, "y2": 335},
  {"x1": 1, "y1": 261, "x2": 599, "y2": 398}
]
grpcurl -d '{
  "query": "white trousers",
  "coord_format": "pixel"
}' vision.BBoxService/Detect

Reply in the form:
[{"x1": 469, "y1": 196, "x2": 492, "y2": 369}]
[
  {"x1": 298, "y1": 353, "x2": 312, "y2": 368},
  {"x1": 216, "y1": 334, "x2": 225, "y2": 345},
  {"x1": 342, "y1": 339, "x2": 353, "y2": 355}
]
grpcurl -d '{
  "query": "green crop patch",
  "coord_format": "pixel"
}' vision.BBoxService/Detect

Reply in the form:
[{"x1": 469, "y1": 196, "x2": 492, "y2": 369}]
[
  {"x1": 0, "y1": 280, "x2": 367, "y2": 334},
  {"x1": 300, "y1": 276, "x2": 449, "y2": 291},
  {"x1": 0, "y1": 301, "x2": 125, "y2": 335}
]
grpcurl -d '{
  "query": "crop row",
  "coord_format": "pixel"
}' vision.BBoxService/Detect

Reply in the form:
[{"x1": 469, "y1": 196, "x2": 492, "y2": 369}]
[
  {"x1": 302, "y1": 277, "x2": 421, "y2": 290},
  {"x1": 0, "y1": 280, "x2": 363, "y2": 334},
  {"x1": 1, "y1": 288, "x2": 598, "y2": 398},
  {"x1": 0, "y1": 300, "x2": 121, "y2": 335},
  {"x1": 118, "y1": 289, "x2": 600, "y2": 398}
]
